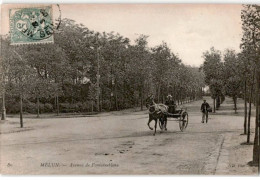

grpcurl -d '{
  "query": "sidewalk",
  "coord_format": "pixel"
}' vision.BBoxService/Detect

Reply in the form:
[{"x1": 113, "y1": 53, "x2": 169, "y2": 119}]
[
  {"x1": 212, "y1": 97, "x2": 258, "y2": 175},
  {"x1": 215, "y1": 133, "x2": 258, "y2": 175}
]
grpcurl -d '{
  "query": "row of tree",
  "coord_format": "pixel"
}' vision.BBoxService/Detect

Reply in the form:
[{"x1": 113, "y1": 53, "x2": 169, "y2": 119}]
[
  {"x1": 201, "y1": 4, "x2": 259, "y2": 166},
  {"x1": 1, "y1": 18, "x2": 205, "y2": 122},
  {"x1": 201, "y1": 47, "x2": 256, "y2": 114},
  {"x1": 201, "y1": 46, "x2": 257, "y2": 144},
  {"x1": 241, "y1": 4, "x2": 260, "y2": 166}
]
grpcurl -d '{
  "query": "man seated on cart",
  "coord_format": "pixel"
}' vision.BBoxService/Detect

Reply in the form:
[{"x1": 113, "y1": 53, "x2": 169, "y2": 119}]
[{"x1": 165, "y1": 94, "x2": 176, "y2": 114}]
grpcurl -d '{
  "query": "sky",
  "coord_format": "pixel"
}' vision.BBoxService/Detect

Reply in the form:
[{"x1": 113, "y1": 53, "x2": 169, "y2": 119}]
[{"x1": 1, "y1": 4, "x2": 243, "y2": 67}]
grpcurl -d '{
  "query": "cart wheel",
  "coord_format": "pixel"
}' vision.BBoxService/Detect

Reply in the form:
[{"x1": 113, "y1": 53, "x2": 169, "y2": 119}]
[{"x1": 179, "y1": 111, "x2": 188, "y2": 131}]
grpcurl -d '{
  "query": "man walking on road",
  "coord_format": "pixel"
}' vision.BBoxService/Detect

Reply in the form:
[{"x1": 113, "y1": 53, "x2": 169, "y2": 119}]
[{"x1": 201, "y1": 99, "x2": 210, "y2": 123}]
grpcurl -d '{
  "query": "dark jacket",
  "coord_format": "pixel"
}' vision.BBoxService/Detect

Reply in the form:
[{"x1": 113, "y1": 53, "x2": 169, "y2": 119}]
[
  {"x1": 201, "y1": 102, "x2": 210, "y2": 113},
  {"x1": 165, "y1": 99, "x2": 175, "y2": 106},
  {"x1": 165, "y1": 99, "x2": 176, "y2": 113}
]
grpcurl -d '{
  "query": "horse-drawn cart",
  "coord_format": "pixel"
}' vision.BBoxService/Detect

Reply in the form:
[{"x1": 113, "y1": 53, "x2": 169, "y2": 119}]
[
  {"x1": 158, "y1": 105, "x2": 189, "y2": 132},
  {"x1": 146, "y1": 97, "x2": 189, "y2": 135}
]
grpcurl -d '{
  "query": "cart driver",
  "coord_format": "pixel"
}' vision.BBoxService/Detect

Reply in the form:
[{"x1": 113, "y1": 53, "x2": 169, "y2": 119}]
[{"x1": 165, "y1": 94, "x2": 176, "y2": 113}]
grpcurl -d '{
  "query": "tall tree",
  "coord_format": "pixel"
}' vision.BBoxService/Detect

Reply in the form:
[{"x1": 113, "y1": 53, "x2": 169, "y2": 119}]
[
  {"x1": 223, "y1": 49, "x2": 243, "y2": 113},
  {"x1": 241, "y1": 4, "x2": 260, "y2": 165},
  {"x1": 202, "y1": 47, "x2": 224, "y2": 112},
  {"x1": 4, "y1": 45, "x2": 37, "y2": 128},
  {"x1": 129, "y1": 35, "x2": 151, "y2": 110}
]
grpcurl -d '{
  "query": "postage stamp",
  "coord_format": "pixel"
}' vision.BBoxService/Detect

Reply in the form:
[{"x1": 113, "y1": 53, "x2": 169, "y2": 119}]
[{"x1": 9, "y1": 6, "x2": 54, "y2": 45}]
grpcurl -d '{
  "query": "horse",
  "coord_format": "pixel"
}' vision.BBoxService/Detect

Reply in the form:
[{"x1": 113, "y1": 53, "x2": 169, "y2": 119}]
[{"x1": 145, "y1": 96, "x2": 168, "y2": 135}]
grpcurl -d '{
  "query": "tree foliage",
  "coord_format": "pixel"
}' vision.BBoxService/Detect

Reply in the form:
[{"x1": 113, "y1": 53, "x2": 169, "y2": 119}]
[
  {"x1": 240, "y1": 4, "x2": 260, "y2": 165},
  {"x1": 1, "y1": 18, "x2": 205, "y2": 114}
]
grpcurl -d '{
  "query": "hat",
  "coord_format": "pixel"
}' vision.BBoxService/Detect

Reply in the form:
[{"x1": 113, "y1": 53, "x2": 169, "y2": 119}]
[{"x1": 167, "y1": 94, "x2": 172, "y2": 98}]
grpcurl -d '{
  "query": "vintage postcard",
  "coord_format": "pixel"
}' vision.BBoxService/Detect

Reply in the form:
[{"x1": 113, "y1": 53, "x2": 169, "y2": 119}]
[{"x1": 0, "y1": 3, "x2": 259, "y2": 175}]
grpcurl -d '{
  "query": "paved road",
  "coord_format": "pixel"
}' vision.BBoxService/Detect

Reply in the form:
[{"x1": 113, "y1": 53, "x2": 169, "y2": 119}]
[{"x1": 0, "y1": 97, "x2": 257, "y2": 175}]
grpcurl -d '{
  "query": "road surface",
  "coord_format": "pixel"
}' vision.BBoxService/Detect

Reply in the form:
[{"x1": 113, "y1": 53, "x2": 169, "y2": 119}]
[{"x1": 0, "y1": 97, "x2": 258, "y2": 175}]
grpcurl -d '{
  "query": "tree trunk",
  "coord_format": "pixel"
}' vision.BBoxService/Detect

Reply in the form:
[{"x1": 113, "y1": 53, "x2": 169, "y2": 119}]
[
  {"x1": 100, "y1": 89, "x2": 103, "y2": 112},
  {"x1": 157, "y1": 85, "x2": 161, "y2": 103},
  {"x1": 96, "y1": 47, "x2": 100, "y2": 112},
  {"x1": 37, "y1": 96, "x2": 40, "y2": 118},
  {"x1": 140, "y1": 88, "x2": 143, "y2": 111},
  {"x1": 115, "y1": 90, "x2": 118, "y2": 111},
  {"x1": 247, "y1": 96, "x2": 252, "y2": 143},
  {"x1": 216, "y1": 96, "x2": 220, "y2": 110},
  {"x1": 91, "y1": 100, "x2": 93, "y2": 112},
  {"x1": 110, "y1": 64, "x2": 113, "y2": 111},
  {"x1": 173, "y1": 84, "x2": 176, "y2": 100},
  {"x1": 163, "y1": 96, "x2": 165, "y2": 104},
  {"x1": 244, "y1": 80, "x2": 247, "y2": 135},
  {"x1": 109, "y1": 92, "x2": 112, "y2": 111},
  {"x1": 213, "y1": 98, "x2": 216, "y2": 113},
  {"x1": 180, "y1": 91, "x2": 183, "y2": 105},
  {"x1": 20, "y1": 94, "x2": 23, "y2": 128},
  {"x1": 54, "y1": 96, "x2": 57, "y2": 110},
  {"x1": 247, "y1": 81, "x2": 254, "y2": 143},
  {"x1": 233, "y1": 97, "x2": 237, "y2": 113},
  {"x1": 56, "y1": 95, "x2": 59, "y2": 116},
  {"x1": 252, "y1": 69, "x2": 259, "y2": 165},
  {"x1": 1, "y1": 87, "x2": 6, "y2": 120}
]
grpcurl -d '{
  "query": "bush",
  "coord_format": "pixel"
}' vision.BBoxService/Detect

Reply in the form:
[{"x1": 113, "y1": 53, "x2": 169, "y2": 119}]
[
  {"x1": 59, "y1": 103, "x2": 70, "y2": 109},
  {"x1": 60, "y1": 103, "x2": 76, "y2": 113},
  {"x1": 80, "y1": 102, "x2": 88, "y2": 111},
  {"x1": 5, "y1": 98, "x2": 54, "y2": 114},
  {"x1": 101, "y1": 100, "x2": 110, "y2": 111},
  {"x1": 39, "y1": 103, "x2": 45, "y2": 112},
  {"x1": 23, "y1": 101, "x2": 37, "y2": 113},
  {"x1": 6, "y1": 99, "x2": 36, "y2": 114},
  {"x1": 43, "y1": 103, "x2": 53, "y2": 113},
  {"x1": 6, "y1": 101, "x2": 20, "y2": 114},
  {"x1": 59, "y1": 102, "x2": 93, "y2": 113}
]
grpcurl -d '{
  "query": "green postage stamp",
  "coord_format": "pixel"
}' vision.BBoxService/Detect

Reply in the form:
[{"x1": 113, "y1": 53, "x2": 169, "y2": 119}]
[{"x1": 9, "y1": 6, "x2": 54, "y2": 45}]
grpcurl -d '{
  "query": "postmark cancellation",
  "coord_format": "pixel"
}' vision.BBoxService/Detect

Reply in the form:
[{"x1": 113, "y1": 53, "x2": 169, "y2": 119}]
[{"x1": 9, "y1": 6, "x2": 54, "y2": 45}]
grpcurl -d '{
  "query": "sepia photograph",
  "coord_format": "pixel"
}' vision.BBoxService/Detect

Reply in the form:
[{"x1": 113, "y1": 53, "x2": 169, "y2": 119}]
[{"x1": 0, "y1": 2, "x2": 259, "y2": 175}]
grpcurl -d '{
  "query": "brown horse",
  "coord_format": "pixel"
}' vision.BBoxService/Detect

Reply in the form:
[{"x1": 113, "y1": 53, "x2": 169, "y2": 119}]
[{"x1": 145, "y1": 96, "x2": 168, "y2": 135}]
